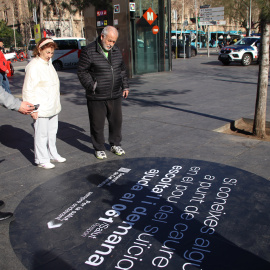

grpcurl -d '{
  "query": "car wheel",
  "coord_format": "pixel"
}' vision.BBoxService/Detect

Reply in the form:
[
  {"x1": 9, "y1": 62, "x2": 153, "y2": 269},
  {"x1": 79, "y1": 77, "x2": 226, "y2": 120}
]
[
  {"x1": 53, "y1": 61, "x2": 63, "y2": 71},
  {"x1": 172, "y1": 51, "x2": 176, "y2": 59},
  {"x1": 221, "y1": 60, "x2": 230, "y2": 65},
  {"x1": 241, "y1": 54, "x2": 252, "y2": 66},
  {"x1": 191, "y1": 49, "x2": 196, "y2": 57}
]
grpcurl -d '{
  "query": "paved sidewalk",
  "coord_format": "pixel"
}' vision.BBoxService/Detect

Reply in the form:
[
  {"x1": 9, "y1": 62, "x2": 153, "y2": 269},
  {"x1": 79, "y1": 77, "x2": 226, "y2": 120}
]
[{"x1": 0, "y1": 54, "x2": 269, "y2": 269}]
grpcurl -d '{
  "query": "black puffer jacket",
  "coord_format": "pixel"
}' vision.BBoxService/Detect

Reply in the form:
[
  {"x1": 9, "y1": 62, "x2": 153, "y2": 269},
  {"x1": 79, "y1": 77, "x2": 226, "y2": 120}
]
[{"x1": 77, "y1": 38, "x2": 129, "y2": 101}]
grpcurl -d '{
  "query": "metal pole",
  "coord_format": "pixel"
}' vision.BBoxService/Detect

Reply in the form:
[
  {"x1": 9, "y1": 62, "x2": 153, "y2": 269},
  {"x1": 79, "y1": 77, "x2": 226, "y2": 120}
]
[
  {"x1": 184, "y1": 35, "x2": 186, "y2": 59},
  {"x1": 247, "y1": 8, "x2": 249, "y2": 35},
  {"x1": 182, "y1": 0, "x2": 185, "y2": 59},
  {"x1": 195, "y1": 0, "x2": 198, "y2": 49},
  {"x1": 175, "y1": 10, "x2": 177, "y2": 59},
  {"x1": 207, "y1": 26, "x2": 210, "y2": 57},
  {"x1": 40, "y1": 1, "x2": 44, "y2": 37},
  {"x1": 168, "y1": 0, "x2": 172, "y2": 71},
  {"x1": 249, "y1": 0, "x2": 252, "y2": 36},
  {"x1": 12, "y1": 8, "x2": 17, "y2": 49}
]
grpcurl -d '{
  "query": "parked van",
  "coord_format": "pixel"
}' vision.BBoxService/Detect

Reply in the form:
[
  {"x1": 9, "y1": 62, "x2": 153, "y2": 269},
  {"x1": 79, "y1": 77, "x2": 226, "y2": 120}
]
[{"x1": 27, "y1": 37, "x2": 86, "y2": 70}]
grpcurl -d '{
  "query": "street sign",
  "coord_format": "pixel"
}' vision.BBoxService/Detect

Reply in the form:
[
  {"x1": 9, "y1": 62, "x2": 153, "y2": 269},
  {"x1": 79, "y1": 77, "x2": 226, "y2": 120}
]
[
  {"x1": 217, "y1": 20, "x2": 226, "y2": 25},
  {"x1": 200, "y1": 7, "x2": 224, "y2": 13},
  {"x1": 114, "y1": 4, "x2": 120, "y2": 13},
  {"x1": 199, "y1": 6, "x2": 224, "y2": 21},
  {"x1": 199, "y1": 21, "x2": 215, "y2": 26},
  {"x1": 129, "y1": 2, "x2": 135, "y2": 12},
  {"x1": 152, "y1": 25, "x2": 159, "y2": 34},
  {"x1": 200, "y1": 11, "x2": 224, "y2": 17},
  {"x1": 143, "y1": 7, "x2": 157, "y2": 25},
  {"x1": 200, "y1": 5, "x2": 210, "y2": 8},
  {"x1": 199, "y1": 20, "x2": 226, "y2": 26},
  {"x1": 200, "y1": 16, "x2": 225, "y2": 21},
  {"x1": 34, "y1": 24, "x2": 41, "y2": 43}
]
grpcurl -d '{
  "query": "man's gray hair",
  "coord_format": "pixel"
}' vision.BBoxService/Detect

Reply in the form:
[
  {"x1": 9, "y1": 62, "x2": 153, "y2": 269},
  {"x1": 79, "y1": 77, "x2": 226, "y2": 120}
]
[{"x1": 101, "y1": 26, "x2": 119, "y2": 37}]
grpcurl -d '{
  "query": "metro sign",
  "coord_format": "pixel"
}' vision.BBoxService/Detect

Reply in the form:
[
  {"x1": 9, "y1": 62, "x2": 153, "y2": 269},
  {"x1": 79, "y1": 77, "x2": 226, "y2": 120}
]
[{"x1": 143, "y1": 7, "x2": 157, "y2": 25}]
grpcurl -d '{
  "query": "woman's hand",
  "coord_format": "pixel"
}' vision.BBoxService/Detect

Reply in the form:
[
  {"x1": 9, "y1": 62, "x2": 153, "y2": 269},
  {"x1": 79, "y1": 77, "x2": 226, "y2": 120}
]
[{"x1": 31, "y1": 112, "x2": 38, "y2": 120}]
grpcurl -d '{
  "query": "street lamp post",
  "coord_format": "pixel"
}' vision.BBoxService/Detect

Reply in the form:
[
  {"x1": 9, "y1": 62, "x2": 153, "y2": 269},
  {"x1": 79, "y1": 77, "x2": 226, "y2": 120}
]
[
  {"x1": 12, "y1": 6, "x2": 17, "y2": 50},
  {"x1": 173, "y1": 9, "x2": 178, "y2": 59},
  {"x1": 249, "y1": 0, "x2": 252, "y2": 35},
  {"x1": 182, "y1": 0, "x2": 185, "y2": 59},
  {"x1": 195, "y1": 0, "x2": 198, "y2": 49}
]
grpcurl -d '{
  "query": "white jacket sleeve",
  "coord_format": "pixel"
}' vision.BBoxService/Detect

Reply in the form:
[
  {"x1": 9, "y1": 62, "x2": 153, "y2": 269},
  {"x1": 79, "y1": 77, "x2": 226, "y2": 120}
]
[
  {"x1": 22, "y1": 62, "x2": 40, "y2": 104},
  {"x1": 0, "y1": 85, "x2": 21, "y2": 111}
]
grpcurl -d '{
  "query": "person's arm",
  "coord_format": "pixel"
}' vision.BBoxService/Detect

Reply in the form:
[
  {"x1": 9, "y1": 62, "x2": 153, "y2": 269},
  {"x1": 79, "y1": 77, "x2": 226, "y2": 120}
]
[
  {"x1": 22, "y1": 63, "x2": 39, "y2": 105},
  {"x1": 0, "y1": 85, "x2": 34, "y2": 114},
  {"x1": 77, "y1": 48, "x2": 95, "y2": 91},
  {"x1": 0, "y1": 85, "x2": 21, "y2": 110},
  {"x1": 22, "y1": 63, "x2": 42, "y2": 118},
  {"x1": 120, "y1": 54, "x2": 129, "y2": 99}
]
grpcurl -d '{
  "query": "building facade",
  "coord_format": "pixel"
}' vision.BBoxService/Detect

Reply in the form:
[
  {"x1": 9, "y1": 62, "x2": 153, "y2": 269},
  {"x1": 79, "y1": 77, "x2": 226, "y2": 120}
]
[
  {"x1": 83, "y1": 0, "x2": 172, "y2": 77},
  {"x1": 0, "y1": 0, "x2": 84, "y2": 47}
]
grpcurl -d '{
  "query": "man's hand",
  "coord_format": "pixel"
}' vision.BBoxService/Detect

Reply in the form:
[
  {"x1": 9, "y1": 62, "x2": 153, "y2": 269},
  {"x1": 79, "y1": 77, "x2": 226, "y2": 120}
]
[
  {"x1": 18, "y1": 101, "x2": 35, "y2": 115},
  {"x1": 5, "y1": 69, "x2": 9, "y2": 74},
  {"x1": 123, "y1": 90, "x2": 129, "y2": 99}
]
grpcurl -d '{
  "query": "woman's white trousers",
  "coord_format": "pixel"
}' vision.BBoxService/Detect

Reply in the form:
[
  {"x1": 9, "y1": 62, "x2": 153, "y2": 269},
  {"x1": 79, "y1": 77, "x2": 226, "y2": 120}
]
[{"x1": 34, "y1": 115, "x2": 61, "y2": 164}]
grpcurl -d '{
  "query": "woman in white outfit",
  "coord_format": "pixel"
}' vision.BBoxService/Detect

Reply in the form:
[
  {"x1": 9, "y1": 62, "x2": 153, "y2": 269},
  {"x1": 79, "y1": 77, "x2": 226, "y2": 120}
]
[{"x1": 22, "y1": 37, "x2": 66, "y2": 169}]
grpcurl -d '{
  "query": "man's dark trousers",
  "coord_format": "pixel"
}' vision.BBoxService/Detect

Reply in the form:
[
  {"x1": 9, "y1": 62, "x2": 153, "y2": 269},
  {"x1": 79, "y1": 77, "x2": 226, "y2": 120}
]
[{"x1": 87, "y1": 97, "x2": 122, "y2": 151}]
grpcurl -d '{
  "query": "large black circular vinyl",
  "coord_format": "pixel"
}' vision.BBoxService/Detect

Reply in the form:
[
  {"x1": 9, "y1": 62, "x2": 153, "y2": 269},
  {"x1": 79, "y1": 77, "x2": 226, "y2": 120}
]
[{"x1": 10, "y1": 158, "x2": 270, "y2": 270}]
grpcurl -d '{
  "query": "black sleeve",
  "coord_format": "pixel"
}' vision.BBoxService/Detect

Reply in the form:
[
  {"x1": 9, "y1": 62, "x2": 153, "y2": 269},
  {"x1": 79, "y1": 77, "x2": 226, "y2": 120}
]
[
  {"x1": 77, "y1": 47, "x2": 94, "y2": 91},
  {"x1": 120, "y1": 54, "x2": 129, "y2": 90}
]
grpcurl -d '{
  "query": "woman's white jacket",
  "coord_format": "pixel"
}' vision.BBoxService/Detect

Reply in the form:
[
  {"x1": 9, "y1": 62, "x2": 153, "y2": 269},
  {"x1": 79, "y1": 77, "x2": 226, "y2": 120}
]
[{"x1": 22, "y1": 57, "x2": 61, "y2": 117}]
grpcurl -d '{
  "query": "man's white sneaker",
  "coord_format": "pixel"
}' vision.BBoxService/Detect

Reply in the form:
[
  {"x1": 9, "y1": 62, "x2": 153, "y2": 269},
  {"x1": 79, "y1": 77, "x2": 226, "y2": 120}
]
[
  {"x1": 38, "y1": 163, "x2": 55, "y2": 169},
  {"x1": 95, "y1": 151, "x2": 107, "y2": 160},
  {"x1": 51, "y1": 157, "x2": 66, "y2": 163},
  {"x1": 111, "y1": 146, "x2": 125, "y2": 156}
]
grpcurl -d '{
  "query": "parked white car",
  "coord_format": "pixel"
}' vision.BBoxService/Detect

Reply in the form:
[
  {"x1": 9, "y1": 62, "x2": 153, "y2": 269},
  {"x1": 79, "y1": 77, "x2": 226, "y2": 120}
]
[
  {"x1": 27, "y1": 37, "x2": 86, "y2": 70},
  {"x1": 218, "y1": 36, "x2": 261, "y2": 66}
]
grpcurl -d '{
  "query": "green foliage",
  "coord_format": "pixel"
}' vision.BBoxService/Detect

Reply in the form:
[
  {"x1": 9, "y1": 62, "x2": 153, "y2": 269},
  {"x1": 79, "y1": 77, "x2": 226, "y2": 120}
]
[
  {"x1": 0, "y1": 20, "x2": 23, "y2": 48},
  {"x1": 257, "y1": 0, "x2": 270, "y2": 23},
  {"x1": 207, "y1": 0, "x2": 268, "y2": 31}
]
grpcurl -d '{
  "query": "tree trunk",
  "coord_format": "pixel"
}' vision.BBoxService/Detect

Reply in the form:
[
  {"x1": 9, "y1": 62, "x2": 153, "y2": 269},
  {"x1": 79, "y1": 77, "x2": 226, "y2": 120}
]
[{"x1": 253, "y1": 21, "x2": 270, "y2": 138}]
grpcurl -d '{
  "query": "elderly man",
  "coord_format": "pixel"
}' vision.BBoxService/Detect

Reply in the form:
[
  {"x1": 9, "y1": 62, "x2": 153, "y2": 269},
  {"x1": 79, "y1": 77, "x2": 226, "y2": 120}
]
[
  {"x1": 77, "y1": 26, "x2": 129, "y2": 160},
  {"x1": 0, "y1": 86, "x2": 34, "y2": 220}
]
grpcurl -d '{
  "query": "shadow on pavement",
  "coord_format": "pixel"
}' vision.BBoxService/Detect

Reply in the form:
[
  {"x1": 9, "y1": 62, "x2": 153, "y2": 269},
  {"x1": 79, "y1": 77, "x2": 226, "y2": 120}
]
[
  {"x1": 0, "y1": 122, "x2": 94, "y2": 164},
  {"x1": 126, "y1": 97, "x2": 233, "y2": 123},
  {"x1": 0, "y1": 125, "x2": 34, "y2": 163},
  {"x1": 58, "y1": 121, "x2": 93, "y2": 154}
]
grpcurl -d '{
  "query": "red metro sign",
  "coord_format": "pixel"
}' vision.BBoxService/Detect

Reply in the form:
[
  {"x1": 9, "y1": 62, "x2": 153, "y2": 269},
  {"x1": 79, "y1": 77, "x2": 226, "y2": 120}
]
[
  {"x1": 143, "y1": 7, "x2": 157, "y2": 25},
  {"x1": 152, "y1": 25, "x2": 159, "y2": 34}
]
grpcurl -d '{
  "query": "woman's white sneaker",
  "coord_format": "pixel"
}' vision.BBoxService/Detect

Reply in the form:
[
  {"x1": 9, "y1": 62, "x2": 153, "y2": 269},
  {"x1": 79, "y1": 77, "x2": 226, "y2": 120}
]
[
  {"x1": 51, "y1": 157, "x2": 66, "y2": 163},
  {"x1": 38, "y1": 163, "x2": 55, "y2": 169}
]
